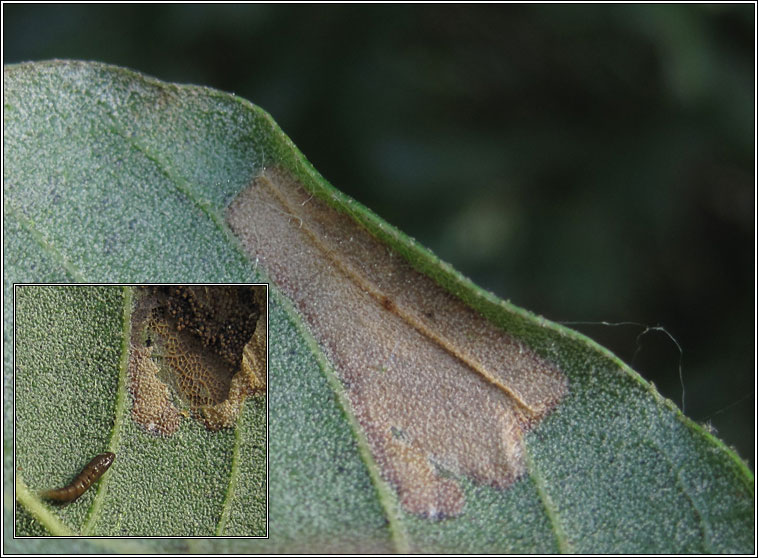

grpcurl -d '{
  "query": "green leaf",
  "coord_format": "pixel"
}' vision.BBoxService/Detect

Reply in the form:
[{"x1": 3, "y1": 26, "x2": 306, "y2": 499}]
[
  {"x1": 5, "y1": 60, "x2": 753, "y2": 552},
  {"x1": 13, "y1": 284, "x2": 267, "y2": 537}
]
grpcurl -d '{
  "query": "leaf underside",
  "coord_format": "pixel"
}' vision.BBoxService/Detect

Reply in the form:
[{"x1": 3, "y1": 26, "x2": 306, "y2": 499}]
[{"x1": 4, "y1": 60, "x2": 754, "y2": 553}]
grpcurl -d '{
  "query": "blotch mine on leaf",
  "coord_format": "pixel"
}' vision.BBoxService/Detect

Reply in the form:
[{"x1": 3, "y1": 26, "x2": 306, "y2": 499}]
[
  {"x1": 226, "y1": 167, "x2": 567, "y2": 518},
  {"x1": 128, "y1": 285, "x2": 266, "y2": 434}
]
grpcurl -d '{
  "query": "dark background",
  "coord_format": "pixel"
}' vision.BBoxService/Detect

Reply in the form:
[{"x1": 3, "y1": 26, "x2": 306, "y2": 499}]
[{"x1": 4, "y1": 4, "x2": 754, "y2": 465}]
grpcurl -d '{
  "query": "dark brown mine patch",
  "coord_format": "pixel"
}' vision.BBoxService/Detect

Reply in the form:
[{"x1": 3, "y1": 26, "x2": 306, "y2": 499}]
[
  {"x1": 380, "y1": 296, "x2": 395, "y2": 313},
  {"x1": 226, "y1": 167, "x2": 568, "y2": 518},
  {"x1": 127, "y1": 285, "x2": 267, "y2": 434}
]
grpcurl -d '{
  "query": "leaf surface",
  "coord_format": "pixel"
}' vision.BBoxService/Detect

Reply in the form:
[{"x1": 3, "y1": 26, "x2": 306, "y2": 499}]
[
  {"x1": 4, "y1": 60, "x2": 753, "y2": 553},
  {"x1": 13, "y1": 285, "x2": 267, "y2": 537}
]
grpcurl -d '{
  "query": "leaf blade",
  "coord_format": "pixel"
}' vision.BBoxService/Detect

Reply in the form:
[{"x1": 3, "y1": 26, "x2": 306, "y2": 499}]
[{"x1": 5, "y1": 60, "x2": 753, "y2": 552}]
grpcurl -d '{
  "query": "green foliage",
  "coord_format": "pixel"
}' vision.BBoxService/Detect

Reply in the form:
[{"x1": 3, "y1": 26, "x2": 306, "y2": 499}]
[
  {"x1": 4, "y1": 61, "x2": 753, "y2": 552},
  {"x1": 4, "y1": 2, "x2": 755, "y2": 469},
  {"x1": 13, "y1": 285, "x2": 266, "y2": 536}
]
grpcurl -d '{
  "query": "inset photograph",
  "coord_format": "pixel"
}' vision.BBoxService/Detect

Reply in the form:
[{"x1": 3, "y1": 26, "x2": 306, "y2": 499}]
[{"x1": 14, "y1": 284, "x2": 268, "y2": 537}]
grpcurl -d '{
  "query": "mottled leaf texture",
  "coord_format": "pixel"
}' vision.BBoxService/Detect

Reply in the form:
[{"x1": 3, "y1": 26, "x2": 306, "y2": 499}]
[{"x1": 4, "y1": 61, "x2": 753, "y2": 552}]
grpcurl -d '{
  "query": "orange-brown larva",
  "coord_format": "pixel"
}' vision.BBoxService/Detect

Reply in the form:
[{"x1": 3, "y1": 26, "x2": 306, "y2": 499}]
[{"x1": 41, "y1": 452, "x2": 115, "y2": 504}]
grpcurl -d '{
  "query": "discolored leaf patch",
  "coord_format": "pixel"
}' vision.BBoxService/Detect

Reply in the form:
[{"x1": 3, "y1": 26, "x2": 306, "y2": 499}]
[
  {"x1": 226, "y1": 168, "x2": 568, "y2": 519},
  {"x1": 128, "y1": 285, "x2": 267, "y2": 434}
]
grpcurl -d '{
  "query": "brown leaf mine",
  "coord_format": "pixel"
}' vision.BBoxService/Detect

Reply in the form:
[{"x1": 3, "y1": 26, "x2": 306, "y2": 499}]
[
  {"x1": 128, "y1": 285, "x2": 267, "y2": 434},
  {"x1": 227, "y1": 168, "x2": 567, "y2": 518}
]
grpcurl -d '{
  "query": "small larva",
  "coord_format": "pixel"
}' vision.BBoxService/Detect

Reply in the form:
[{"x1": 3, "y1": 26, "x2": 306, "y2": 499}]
[{"x1": 41, "y1": 452, "x2": 115, "y2": 504}]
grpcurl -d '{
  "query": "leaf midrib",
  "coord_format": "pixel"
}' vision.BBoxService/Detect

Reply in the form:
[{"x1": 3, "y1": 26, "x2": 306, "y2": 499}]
[
  {"x1": 9, "y1": 88, "x2": 400, "y2": 537},
  {"x1": 4, "y1": 201, "x2": 85, "y2": 282},
  {"x1": 81, "y1": 286, "x2": 132, "y2": 535},
  {"x1": 9, "y1": 173, "x2": 253, "y2": 537},
  {"x1": 99, "y1": 89, "x2": 407, "y2": 544},
  {"x1": 257, "y1": 173, "x2": 540, "y2": 418},
  {"x1": 267, "y1": 286, "x2": 410, "y2": 552}
]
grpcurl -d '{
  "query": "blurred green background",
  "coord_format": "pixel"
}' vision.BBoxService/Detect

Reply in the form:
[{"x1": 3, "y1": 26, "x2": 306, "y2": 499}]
[{"x1": 4, "y1": 4, "x2": 754, "y2": 465}]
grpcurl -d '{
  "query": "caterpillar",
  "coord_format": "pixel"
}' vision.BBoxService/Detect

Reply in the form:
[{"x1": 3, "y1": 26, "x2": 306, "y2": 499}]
[{"x1": 41, "y1": 452, "x2": 115, "y2": 504}]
